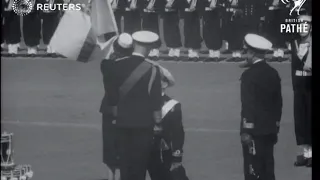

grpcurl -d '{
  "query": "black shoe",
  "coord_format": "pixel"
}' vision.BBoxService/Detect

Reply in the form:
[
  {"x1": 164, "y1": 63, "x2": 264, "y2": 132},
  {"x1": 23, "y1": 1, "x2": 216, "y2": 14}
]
[
  {"x1": 306, "y1": 158, "x2": 312, "y2": 167},
  {"x1": 193, "y1": 57, "x2": 200, "y2": 62},
  {"x1": 268, "y1": 57, "x2": 279, "y2": 62},
  {"x1": 277, "y1": 57, "x2": 287, "y2": 62},
  {"x1": 234, "y1": 57, "x2": 244, "y2": 62},
  {"x1": 226, "y1": 57, "x2": 236, "y2": 62},
  {"x1": 294, "y1": 155, "x2": 309, "y2": 167},
  {"x1": 213, "y1": 57, "x2": 222, "y2": 62}
]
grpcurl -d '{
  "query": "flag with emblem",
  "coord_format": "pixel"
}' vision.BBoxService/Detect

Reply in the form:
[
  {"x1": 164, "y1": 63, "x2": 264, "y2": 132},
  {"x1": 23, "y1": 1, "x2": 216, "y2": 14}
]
[{"x1": 49, "y1": 0, "x2": 118, "y2": 62}]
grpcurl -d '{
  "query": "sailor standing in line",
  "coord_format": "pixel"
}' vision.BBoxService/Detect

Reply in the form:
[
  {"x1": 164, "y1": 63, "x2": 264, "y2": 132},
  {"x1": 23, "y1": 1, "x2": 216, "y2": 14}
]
[
  {"x1": 3, "y1": 0, "x2": 21, "y2": 56},
  {"x1": 40, "y1": 0, "x2": 62, "y2": 56},
  {"x1": 123, "y1": 0, "x2": 143, "y2": 34},
  {"x1": 142, "y1": 0, "x2": 165, "y2": 59},
  {"x1": 104, "y1": 31, "x2": 163, "y2": 180},
  {"x1": 162, "y1": 0, "x2": 183, "y2": 60},
  {"x1": 290, "y1": 14, "x2": 312, "y2": 168},
  {"x1": 200, "y1": 0, "x2": 223, "y2": 62},
  {"x1": 240, "y1": 34, "x2": 282, "y2": 180},
  {"x1": 182, "y1": 0, "x2": 202, "y2": 61},
  {"x1": 265, "y1": 0, "x2": 287, "y2": 62},
  {"x1": 223, "y1": 0, "x2": 244, "y2": 62},
  {"x1": 147, "y1": 65, "x2": 189, "y2": 180},
  {"x1": 110, "y1": 0, "x2": 125, "y2": 32},
  {"x1": 100, "y1": 33, "x2": 134, "y2": 180},
  {"x1": 23, "y1": 0, "x2": 41, "y2": 56}
]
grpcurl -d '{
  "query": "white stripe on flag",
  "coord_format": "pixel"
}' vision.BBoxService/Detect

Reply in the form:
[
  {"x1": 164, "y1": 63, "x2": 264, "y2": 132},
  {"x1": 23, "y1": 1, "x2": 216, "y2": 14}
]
[{"x1": 91, "y1": 0, "x2": 119, "y2": 37}]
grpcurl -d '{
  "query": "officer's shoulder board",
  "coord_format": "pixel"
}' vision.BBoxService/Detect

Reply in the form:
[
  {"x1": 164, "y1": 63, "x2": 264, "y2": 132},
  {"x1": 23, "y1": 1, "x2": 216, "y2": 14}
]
[{"x1": 162, "y1": 99, "x2": 180, "y2": 119}]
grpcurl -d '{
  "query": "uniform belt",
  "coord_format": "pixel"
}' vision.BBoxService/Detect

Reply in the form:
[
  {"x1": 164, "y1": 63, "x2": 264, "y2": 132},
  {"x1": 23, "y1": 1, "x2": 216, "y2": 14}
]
[
  {"x1": 226, "y1": 8, "x2": 238, "y2": 12},
  {"x1": 205, "y1": 7, "x2": 215, "y2": 11},
  {"x1": 165, "y1": 8, "x2": 176, "y2": 12},
  {"x1": 144, "y1": 9, "x2": 156, "y2": 13},
  {"x1": 125, "y1": 8, "x2": 136, "y2": 11},
  {"x1": 185, "y1": 8, "x2": 197, "y2": 12},
  {"x1": 295, "y1": 70, "x2": 312, "y2": 76}
]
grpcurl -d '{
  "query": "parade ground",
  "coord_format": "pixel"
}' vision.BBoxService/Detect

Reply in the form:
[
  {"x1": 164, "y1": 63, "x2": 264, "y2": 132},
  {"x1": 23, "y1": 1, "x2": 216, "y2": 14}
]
[{"x1": 1, "y1": 58, "x2": 311, "y2": 180}]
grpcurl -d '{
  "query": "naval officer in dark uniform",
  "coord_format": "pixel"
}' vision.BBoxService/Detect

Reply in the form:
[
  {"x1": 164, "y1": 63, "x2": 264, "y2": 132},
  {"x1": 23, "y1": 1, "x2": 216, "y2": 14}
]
[
  {"x1": 100, "y1": 33, "x2": 133, "y2": 180},
  {"x1": 103, "y1": 31, "x2": 163, "y2": 180},
  {"x1": 240, "y1": 34, "x2": 282, "y2": 180},
  {"x1": 290, "y1": 14, "x2": 312, "y2": 168},
  {"x1": 147, "y1": 65, "x2": 189, "y2": 180}
]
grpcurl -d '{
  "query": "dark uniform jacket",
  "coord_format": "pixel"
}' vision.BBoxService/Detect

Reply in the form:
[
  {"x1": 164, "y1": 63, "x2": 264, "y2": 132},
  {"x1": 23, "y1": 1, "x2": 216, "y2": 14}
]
[
  {"x1": 157, "y1": 94, "x2": 185, "y2": 162},
  {"x1": 240, "y1": 61, "x2": 282, "y2": 135},
  {"x1": 100, "y1": 55, "x2": 162, "y2": 128},
  {"x1": 198, "y1": 0, "x2": 225, "y2": 13},
  {"x1": 143, "y1": 0, "x2": 166, "y2": 12},
  {"x1": 122, "y1": 0, "x2": 145, "y2": 11},
  {"x1": 112, "y1": 0, "x2": 129, "y2": 12},
  {"x1": 181, "y1": 0, "x2": 201, "y2": 11},
  {"x1": 290, "y1": 38, "x2": 312, "y2": 92},
  {"x1": 162, "y1": 0, "x2": 184, "y2": 11}
]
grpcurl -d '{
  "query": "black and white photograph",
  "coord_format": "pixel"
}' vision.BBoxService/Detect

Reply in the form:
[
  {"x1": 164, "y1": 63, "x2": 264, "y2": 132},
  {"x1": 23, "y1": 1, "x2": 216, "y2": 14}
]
[{"x1": 1, "y1": 0, "x2": 312, "y2": 180}]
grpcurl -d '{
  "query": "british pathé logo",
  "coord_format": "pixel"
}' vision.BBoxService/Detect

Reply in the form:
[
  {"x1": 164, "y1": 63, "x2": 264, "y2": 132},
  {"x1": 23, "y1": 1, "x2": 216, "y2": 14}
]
[
  {"x1": 281, "y1": 0, "x2": 307, "y2": 16},
  {"x1": 280, "y1": 0, "x2": 310, "y2": 33}
]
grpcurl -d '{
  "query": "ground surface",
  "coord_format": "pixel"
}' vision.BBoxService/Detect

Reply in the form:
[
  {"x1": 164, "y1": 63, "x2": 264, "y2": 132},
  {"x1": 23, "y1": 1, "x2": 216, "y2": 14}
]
[{"x1": 1, "y1": 57, "x2": 311, "y2": 180}]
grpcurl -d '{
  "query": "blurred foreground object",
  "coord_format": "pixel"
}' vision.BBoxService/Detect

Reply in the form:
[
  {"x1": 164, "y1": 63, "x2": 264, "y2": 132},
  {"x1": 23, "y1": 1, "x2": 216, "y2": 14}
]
[{"x1": 1, "y1": 132, "x2": 33, "y2": 180}]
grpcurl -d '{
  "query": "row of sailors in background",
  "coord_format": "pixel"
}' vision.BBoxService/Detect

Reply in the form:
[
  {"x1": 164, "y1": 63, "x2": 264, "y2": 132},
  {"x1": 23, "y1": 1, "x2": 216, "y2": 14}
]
[
  {"x1": 1, "y1": 0, "x2": 72, "y2": 56},
  {"x1": 2, "y1": 0, "x2": 311, "y2": 61}
]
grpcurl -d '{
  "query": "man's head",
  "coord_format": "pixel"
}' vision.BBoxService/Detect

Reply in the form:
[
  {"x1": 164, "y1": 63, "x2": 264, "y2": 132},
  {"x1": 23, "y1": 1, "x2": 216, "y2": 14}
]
[
  {"x1": 132, "y1": 31, "x2": 159, "y2": 57},
  {"x1": 113, "y1": 33, "x2": 133, "y2": 57},
  {"x1": 243, "y1": 34, "x2": 272, "y2": 65},
  {"x1": 298, "y1": 15, "x2": 312, "y2": 37}
]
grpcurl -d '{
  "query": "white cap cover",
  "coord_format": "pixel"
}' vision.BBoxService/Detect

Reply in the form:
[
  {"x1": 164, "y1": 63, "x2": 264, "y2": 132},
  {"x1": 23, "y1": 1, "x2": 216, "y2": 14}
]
[
  {"x1": 132, "y1": 31, "x2": 159, "y2": 44},
  {"x1": 244, "y1": 34, "x2": 273, "y2": 51},
  {"x1": 118, "y1": 33, "x2": 133, "y2": 49}
]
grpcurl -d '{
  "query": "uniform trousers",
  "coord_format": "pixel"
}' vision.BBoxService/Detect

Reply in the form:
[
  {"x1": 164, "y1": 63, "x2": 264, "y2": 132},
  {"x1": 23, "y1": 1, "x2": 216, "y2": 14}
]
[
  {"x1": 41, "y1": 12, "x2": 60, "y2": 45},
  {"x1": 102, "y1": 113, "x2": 119, "y2": 169},
  {"x1": 147, "y1": 137, "x2": 172, "y2": 180},
  {"x1": 114, "y1": 10, "x2": 123, "y2": 33},
  {"x1": 183, "y1": 12, "x2": 202, "y2": 49},
  {"x1": 265, "y1": 9, "x2": 288, "y2": 48},
  {"x1": 147, "y1": 137, "x2": 189, "y2": 180},
  {"x1": 123, "y1": 10, "x2": 142, "y2": 34},
  {"x1": 117, "y1": 127, "x2": 153, "y2": 180},
  {"x1": 23, "y1": 12, "x2": 41, "y2": 47},
  {"x1": 163, "y1": 11, "x2": 182, "y2": 48},
  {"x1": 242, "y1": 134, "x2": 277, "y2": 180},
  {"x1": 223, "y1": 13, "x2": 244, "y2": 51},
  {"x1": 3, "y1": 11, "x2": 21, "y2": 44},
  {"x1": 203, "y1": 10, "x2": 222, "y2": 50},
  {"x1": 294, "y1": 89, "x2": 312, "y2": 146},
  {"x1": 142, "y1": 12, "x2": 161, "y2": 48}
]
